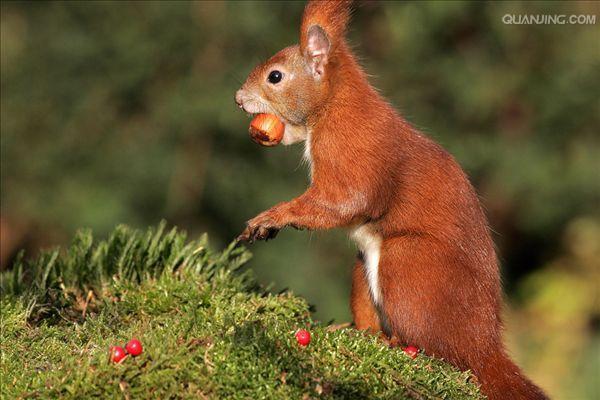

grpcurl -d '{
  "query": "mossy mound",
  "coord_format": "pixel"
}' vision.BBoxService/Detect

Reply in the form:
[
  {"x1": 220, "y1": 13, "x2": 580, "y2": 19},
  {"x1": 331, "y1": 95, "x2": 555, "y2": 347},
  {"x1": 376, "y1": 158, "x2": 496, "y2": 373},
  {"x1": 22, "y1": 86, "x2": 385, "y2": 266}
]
[{"x1": 0, "y1": 223, "x2": 482, "y2": 399}]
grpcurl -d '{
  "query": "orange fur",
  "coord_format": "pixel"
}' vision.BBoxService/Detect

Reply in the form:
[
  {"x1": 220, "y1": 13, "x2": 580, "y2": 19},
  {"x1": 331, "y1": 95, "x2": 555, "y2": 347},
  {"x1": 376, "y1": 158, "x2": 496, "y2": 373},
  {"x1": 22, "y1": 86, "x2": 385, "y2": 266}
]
[
  {"x1": 300, "y1": 0, "x2": 352, "y2": 56},
  {"x1": 236, "y1": 2, "x2": 548, "y2": 399},
  {"x1": 350, "y1": 259, "x2": 381, "y2": 333}
]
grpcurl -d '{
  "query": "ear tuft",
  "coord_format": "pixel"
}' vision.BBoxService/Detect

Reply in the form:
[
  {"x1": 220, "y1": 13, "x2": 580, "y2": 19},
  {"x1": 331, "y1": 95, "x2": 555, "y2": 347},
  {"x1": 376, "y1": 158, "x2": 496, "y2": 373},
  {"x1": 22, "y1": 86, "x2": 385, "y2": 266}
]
[
  {"x1": 305, "y1": 25, "x2": 330, "y2": 78},
  {"x1": 300, "y1": 0, "x2": 352, "y2": 56}
]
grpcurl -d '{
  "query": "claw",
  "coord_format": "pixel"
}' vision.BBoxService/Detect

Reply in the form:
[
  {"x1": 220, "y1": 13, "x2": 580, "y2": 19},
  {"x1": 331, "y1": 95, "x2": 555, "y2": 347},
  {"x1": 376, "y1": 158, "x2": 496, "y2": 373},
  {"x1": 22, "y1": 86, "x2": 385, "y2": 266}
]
[
  {"x1": 238, "y1": 216, "x2": 281, "y2": 243},
  {"x1": 236, "y1": 225, "x2": 253, "y2": 243}
]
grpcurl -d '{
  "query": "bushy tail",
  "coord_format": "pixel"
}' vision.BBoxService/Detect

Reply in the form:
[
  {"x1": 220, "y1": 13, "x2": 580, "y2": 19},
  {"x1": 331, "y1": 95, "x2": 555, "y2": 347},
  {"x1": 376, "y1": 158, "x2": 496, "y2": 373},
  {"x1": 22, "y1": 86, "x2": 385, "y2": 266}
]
[{"x1": 472, "y1": 349, "x2": 548, "y2": 400}]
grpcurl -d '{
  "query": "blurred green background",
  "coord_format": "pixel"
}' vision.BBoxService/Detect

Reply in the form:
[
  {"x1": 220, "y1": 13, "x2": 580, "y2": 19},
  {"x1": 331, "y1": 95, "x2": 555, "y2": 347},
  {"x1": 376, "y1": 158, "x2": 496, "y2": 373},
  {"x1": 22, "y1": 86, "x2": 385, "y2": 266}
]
[{"x1": 1, "y1": 1, "x2": 598, "y2": 398}]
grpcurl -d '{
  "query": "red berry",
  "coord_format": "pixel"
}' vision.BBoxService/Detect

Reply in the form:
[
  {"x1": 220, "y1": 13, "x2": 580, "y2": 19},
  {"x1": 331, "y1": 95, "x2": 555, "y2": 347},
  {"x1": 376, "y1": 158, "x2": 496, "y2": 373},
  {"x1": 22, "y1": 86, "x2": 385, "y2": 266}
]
[
  {"x1": 110, "y1": 346, "x2": 127, "y2": 363},
  {"x1": 403, "y1": 345, "x2": 419, "y2": 359},
  {"x1": 295, "y1": 329, "x2": 311, "y2": 346},
  {"x1": 125, "y1": 339, "x2": 143, "y2": 357}
]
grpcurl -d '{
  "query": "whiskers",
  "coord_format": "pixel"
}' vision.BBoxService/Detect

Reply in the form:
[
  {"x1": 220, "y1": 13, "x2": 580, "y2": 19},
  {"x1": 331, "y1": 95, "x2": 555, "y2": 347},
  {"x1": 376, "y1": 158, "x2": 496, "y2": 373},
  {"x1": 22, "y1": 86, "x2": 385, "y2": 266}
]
[{"x1": 228, "y1": 70, "x2": 246, "y2": 87}]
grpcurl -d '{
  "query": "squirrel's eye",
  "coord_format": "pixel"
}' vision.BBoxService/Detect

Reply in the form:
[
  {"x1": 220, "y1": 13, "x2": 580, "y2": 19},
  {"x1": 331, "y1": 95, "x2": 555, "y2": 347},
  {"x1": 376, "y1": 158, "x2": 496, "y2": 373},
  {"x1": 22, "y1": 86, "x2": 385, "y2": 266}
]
[{"x1": 267, "y1": 70, "x2": 283, "y2": 84}]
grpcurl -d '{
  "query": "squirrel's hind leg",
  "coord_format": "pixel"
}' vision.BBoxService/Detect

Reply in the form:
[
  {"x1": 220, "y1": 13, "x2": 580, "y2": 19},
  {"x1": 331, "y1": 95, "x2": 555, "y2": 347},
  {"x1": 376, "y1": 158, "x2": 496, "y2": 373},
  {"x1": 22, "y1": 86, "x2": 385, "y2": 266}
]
[
  {"x1": 377, "y1": 235, "x2": 501, "y2": 366},
  {"x1": 350, "y1": 258, "x2": 382, "y2": 334}
]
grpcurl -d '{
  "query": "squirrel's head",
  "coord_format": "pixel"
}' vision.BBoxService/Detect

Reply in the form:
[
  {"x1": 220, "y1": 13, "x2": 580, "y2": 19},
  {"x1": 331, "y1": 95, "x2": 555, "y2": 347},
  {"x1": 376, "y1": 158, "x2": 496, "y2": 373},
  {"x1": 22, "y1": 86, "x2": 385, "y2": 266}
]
[{"x1": 235, "y1": 0, "x2": 352, "y2": 145}]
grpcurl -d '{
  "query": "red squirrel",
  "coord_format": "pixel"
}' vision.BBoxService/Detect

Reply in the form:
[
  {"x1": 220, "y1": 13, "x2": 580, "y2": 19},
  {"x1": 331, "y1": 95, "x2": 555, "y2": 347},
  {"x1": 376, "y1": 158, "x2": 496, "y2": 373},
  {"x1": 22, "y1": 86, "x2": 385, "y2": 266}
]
[{"x1": 235, "y1": 1, "x2": 547, "y2": 399}]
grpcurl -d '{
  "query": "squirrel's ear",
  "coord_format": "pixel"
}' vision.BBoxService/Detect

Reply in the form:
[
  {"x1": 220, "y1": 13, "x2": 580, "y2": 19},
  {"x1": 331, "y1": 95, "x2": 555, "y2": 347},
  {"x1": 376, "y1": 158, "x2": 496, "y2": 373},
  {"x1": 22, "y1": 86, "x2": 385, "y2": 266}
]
[
  {"x1": 300, "y1": 0, "x2": 352, "y2": 72},
  {"x1": 304, "y1": 25, "x2": 330, "y2": 78}
]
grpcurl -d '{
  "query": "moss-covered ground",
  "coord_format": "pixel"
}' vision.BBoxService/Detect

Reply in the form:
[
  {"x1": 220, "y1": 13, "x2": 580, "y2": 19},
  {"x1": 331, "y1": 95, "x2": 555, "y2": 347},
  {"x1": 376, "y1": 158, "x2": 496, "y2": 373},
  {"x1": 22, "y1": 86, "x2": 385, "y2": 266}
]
[{"x1": 0, "y1": 224, "x2": 482, "y2": 399}]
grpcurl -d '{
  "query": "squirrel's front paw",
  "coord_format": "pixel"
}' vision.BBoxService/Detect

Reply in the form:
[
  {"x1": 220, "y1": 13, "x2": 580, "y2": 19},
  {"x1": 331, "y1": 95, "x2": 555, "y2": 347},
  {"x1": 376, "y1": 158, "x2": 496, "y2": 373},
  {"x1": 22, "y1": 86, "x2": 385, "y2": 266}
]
[{"x1": 237, "y1": 215, "x2": 280, "y2": 243}]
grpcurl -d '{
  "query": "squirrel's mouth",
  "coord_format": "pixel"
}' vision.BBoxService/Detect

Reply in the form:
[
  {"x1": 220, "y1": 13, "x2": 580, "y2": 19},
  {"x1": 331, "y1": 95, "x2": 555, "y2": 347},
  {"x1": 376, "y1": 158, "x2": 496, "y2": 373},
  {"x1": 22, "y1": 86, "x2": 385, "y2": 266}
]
[
  {"x1": 236, "y1": 94, "x2": 291, "y2": 128},
  {"x1": 235, "y1": 91, "x2": 288, "y2": 123},
  {"x1": 237, "y1": 98, "x2": 268, "y2": 116}
]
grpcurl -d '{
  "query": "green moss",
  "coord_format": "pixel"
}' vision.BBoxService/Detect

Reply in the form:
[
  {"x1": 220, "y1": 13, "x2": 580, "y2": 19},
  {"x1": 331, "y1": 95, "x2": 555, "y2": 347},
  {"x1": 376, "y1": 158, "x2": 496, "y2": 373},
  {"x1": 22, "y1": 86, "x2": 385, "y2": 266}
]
[{"x1": 0, "y1": 224, "x2": 482, "y2": 399}]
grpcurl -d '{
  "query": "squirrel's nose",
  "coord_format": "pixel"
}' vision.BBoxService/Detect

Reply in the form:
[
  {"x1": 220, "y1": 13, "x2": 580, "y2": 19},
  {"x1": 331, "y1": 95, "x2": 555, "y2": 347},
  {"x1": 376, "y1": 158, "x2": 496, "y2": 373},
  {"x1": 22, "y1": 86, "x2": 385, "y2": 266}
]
[{"x1": 234, "y1": 90, "x2": 244, "y2": 109}]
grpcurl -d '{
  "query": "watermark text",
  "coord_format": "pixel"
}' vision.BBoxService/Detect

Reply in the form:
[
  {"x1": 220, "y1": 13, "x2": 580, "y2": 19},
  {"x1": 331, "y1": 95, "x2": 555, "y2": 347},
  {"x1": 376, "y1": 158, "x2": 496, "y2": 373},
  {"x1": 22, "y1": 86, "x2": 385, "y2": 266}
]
[{"x1": 502, "y1": 14, "x2": 596, "y2": 25}]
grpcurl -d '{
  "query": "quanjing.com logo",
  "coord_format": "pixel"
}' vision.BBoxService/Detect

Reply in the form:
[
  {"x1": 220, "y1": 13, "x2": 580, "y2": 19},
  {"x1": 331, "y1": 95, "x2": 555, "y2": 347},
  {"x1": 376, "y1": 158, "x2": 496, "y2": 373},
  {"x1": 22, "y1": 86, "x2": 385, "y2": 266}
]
[{"x1": 502, "y1": 14, "x2": 596, "y2": 25}]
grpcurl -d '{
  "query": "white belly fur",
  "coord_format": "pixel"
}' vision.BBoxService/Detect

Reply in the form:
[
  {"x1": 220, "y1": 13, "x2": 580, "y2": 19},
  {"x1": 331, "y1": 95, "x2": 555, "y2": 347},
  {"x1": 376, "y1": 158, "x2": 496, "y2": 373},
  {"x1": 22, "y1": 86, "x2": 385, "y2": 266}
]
[
  {"x1": 282, "y1": 124, "x2": 308, "y2": 145},
  {"x1": 350, "y1": 224, "x2": 383, "y2": 305},
  {"x1": 302, "y1": 131, "x2": 313, "y2": 181}
]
